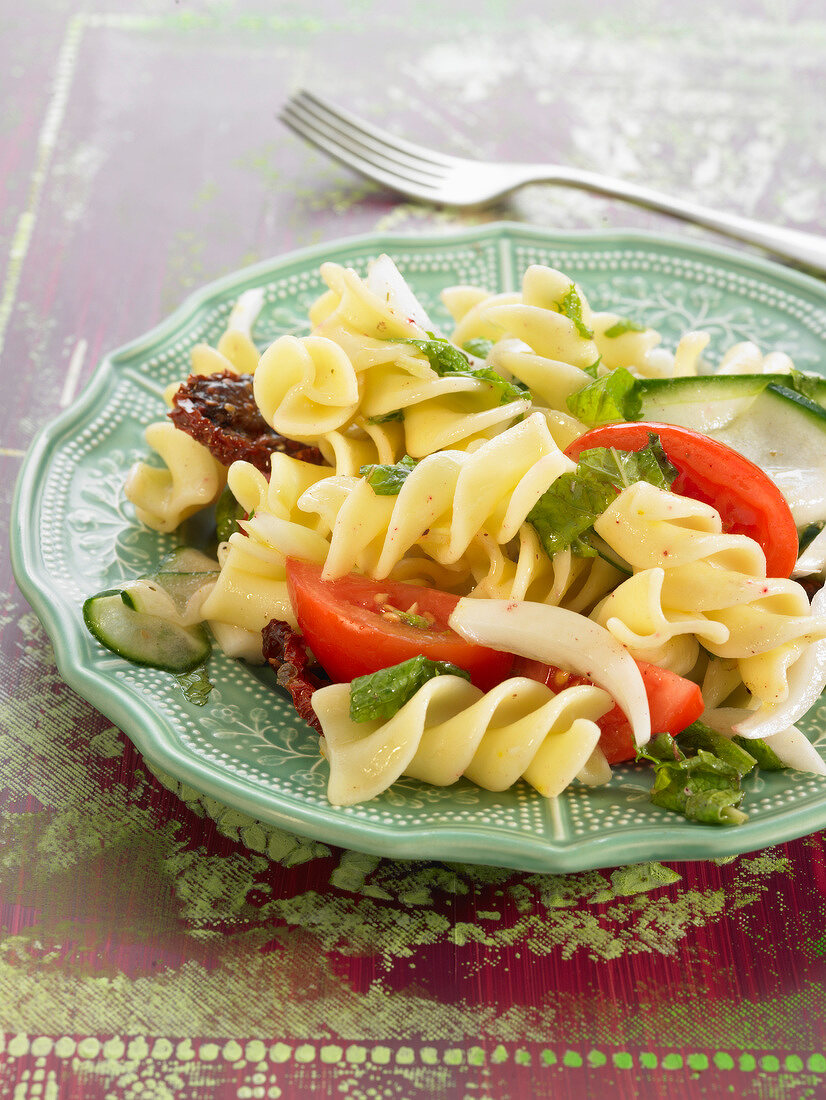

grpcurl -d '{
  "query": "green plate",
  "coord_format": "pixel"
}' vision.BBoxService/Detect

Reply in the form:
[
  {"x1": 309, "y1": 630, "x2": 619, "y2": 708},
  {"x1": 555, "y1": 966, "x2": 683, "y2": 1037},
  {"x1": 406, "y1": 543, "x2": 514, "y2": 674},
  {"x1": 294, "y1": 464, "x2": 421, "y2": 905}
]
[{"x1": 11, "y1": 223, "x2": 826, "y2": 872}]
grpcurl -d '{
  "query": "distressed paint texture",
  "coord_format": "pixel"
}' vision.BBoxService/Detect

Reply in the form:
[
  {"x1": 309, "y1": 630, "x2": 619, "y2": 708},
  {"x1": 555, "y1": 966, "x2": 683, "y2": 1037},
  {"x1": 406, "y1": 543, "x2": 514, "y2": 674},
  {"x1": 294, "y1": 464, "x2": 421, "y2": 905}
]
[{"x1": 3, "y1": 3, "x2": 826, "y2": 1098}]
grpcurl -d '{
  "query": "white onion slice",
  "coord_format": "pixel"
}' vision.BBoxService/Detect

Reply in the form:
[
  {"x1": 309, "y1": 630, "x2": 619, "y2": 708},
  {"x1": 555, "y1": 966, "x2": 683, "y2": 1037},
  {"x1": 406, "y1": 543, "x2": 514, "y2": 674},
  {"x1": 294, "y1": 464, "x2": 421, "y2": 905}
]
[
  {"x1": 794, "y1": 528, "x2": 826, "y2": 578},
  {"x1": 449, "y1": 598, "x2": 650, "y2": 746},
  {"x1": 366, "y1": 254, "x2": 437, "y2": 333},
  {"x1": 761, "y1": 726, "x2": 826, "y2": 775},
  {"x1": 734, "y1": 584, "x2": 826, "y2": 740}
]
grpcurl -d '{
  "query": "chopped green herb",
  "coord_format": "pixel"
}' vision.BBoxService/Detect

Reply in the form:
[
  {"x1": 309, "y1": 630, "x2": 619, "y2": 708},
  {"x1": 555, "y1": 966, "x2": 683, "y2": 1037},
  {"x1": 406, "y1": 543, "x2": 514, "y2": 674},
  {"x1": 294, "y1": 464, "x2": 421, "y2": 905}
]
[
  {"x1": 567, "y1": 366, "x2": 642, "y2": 425},
  {"x1": 462, "y1": 337, "x2": 495, "y2": 359},
  {"x1": 391, "y1": 334, "x2": 529, "y2": 405},
  {"x1": 360, "y1": 455, "x2": 417, "y2": 495},
  {"x1": 526, "y1": 433, "x2": 677, "y2": 559},
  {"x1": 215, "y1": 486, "x2": 246, "y2": 542},
  {"x1": 349, "y1": 656, "x2": 470, "y2": 722},
  {"x1": 525, "y1": 469, "x2": 617, "y2": 559},
  {"x1": 637, "y1": 731, "x2": 684, "y2": 764},
  {"x1": 176, "y1": 664, "x2": 214, "y2": 706},
  {"x1": 731, "y1": 735, "x2": 786, "y2": 771},
  {"x1": 582, "y1": 357, "x2": 602, "y2": 379},
  {"x1": 367, "y1": 409, "x2": 404, "y2": 424},
  {"x1": 603, "y1": 318, "x2": 647, "y2": 338},
  {"x1": 576, "y1": 436, "x2": 677, "y2": 493},
  {"x1": 555, "y1": 284, "x2": 594, "y2": 339},
  {"x1": 649, "y1": 749, "x2": 747, "y2": 826},
  {"x1": 676, "y1": 721, "x2": 758, "y2": 777},
  {"x1": 383, "y1": 606, "x2": 432, "y2": 629},
  {"x1": 798, "y1": 521, "x2": 825, "y2": 555},
  {"x1": 635, "y1": 719, "x2": 788, "y2": 827}
]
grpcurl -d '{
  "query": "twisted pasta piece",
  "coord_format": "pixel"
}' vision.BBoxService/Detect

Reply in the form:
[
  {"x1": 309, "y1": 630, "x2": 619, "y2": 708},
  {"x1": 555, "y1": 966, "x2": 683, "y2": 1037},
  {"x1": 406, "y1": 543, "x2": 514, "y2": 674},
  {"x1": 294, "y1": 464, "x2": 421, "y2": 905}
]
[
  {"x1": 306, "y1": 261, "x2": 531, "y2": 456},
  {"x1": 466, "y1": 529, "x2": 620, "y2": 612},
  {"x1": 593, "y1": 482, "x2": 826, "y2": 707},
  {"x1": 298, "y1": 412, "x2": 574, "y2": 580},
  {"x1": 310, "y1": 260, "x2": 431, "y2": 376},
  {"x1": 126, "y1": 289, "x2": 267, "y2": 532},
  {"x1": 313, "y1": 675, "x2": 612, "y2": 805},
  {"x1": 199, "y1": 453, "x2": 330, "y2": 635},
  {"x1": 253, "y1": 334, "x2": 360, "y2": 442},
  {"x1": 124, "y1": 421, "x2": 226, "y2": 533},
  {"x1": 316, "y1": 417, "x2": 404, "y2": 477},
  {"x1": 717, "y1": 340, "x2": 795, "y2": 375}
]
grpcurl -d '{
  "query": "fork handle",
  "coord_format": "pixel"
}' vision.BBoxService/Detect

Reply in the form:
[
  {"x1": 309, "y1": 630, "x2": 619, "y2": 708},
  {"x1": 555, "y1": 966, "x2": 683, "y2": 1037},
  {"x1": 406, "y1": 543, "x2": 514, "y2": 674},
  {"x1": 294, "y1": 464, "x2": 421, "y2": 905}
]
[{"x1": 518, "y1": 164, "x2": 826, "y2": 274}]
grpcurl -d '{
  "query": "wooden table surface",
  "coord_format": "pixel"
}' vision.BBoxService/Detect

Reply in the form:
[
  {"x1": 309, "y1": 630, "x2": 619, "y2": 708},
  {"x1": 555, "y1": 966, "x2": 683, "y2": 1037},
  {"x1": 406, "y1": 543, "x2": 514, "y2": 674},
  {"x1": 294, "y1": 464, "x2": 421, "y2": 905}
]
[{"x1": 3, "y1": 3, "x2": 826, "y2": 1097}]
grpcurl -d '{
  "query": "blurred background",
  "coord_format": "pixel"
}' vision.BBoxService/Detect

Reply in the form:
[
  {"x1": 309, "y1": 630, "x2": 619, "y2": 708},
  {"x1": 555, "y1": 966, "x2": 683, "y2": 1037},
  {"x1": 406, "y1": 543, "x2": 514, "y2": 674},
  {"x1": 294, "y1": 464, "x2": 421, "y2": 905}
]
[{"x1": 3, "y1": 0, "x2": 824, "y2": 423}]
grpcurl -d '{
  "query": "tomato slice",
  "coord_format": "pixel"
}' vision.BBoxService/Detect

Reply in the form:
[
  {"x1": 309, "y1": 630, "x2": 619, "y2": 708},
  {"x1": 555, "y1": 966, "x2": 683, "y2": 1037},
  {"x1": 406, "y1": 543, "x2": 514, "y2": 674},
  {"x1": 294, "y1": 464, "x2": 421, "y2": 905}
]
[
  {"x1": 512, "y1": 656, "x2": 704, "y2": 764},
  {"x1": 564, "y1": 421, "x2": 798, "y2": 578},
  {"x1": 285, "y1": 559, "x2": 514, "y2": 691}
]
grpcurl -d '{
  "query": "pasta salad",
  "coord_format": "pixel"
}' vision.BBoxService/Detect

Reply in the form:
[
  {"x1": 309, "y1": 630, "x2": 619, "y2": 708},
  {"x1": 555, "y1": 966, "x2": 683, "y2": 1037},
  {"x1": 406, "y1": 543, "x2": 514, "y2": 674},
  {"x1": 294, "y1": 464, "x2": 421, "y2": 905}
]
[{"x1": 83, "y1": 254, "x2": 826, "y2": 824}]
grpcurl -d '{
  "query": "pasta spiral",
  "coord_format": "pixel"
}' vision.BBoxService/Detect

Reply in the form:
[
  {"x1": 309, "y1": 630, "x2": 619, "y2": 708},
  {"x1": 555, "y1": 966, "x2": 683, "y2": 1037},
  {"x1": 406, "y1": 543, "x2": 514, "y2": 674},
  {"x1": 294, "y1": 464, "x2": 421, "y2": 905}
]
[
  {"x1": 313, "y1": 675, "x2": 612, "y2": 805},
  {"x1": 593, "y1": 482, "x2": 826, "y2": 705},
  {"x1": 299, "y1": 412, "x2": 574, "y2": 580}
]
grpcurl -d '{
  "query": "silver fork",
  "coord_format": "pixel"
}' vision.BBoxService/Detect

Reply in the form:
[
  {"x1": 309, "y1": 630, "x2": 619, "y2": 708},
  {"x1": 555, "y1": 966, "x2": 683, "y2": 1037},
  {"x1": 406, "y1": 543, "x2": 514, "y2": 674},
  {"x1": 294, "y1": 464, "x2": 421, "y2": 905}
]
[{"x1": 280, "y1": 90, "x2": 826, "y2": 275}]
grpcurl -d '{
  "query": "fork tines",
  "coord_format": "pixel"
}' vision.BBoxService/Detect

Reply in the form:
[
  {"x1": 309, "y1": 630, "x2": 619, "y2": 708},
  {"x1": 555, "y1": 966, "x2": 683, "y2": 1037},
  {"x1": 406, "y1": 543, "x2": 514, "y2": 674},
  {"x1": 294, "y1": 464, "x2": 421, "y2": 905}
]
[{"x1": 279, "y1": 90, "x2": 451, "y2": 195}]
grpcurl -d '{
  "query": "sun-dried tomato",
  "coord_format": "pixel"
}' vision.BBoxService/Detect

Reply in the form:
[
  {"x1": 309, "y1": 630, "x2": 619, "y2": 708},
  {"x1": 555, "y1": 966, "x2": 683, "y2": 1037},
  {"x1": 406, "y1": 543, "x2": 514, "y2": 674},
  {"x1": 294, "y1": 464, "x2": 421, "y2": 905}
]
[
  {"x1": 169, "y1": 371, "x2": 325, "y2": 473},
  {"x1": 261, "y1": 619, "x2": 329, "y2": 733}
]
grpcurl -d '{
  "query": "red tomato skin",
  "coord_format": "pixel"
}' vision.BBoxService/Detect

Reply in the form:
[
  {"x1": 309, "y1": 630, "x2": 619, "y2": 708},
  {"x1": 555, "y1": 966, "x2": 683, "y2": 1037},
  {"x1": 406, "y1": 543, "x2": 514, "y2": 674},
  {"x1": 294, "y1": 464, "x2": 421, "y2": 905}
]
[
  {"x1": 564, "y1": 422, "x2": 798, "y2": 578},
  {"x1": 285, "y1": 559, "x2": 513, "y2": 692},
  {"x1": 512, "y1": 656, "x2": 704, "y2": 764}
]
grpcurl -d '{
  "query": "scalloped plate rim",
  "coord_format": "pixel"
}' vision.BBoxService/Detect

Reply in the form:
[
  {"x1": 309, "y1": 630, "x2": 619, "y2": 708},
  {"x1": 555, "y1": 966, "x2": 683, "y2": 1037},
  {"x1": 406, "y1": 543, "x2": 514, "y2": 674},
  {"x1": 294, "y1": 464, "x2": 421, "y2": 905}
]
[{"x1": 11, "y1": 222, "x2": 826, "y2": 873}]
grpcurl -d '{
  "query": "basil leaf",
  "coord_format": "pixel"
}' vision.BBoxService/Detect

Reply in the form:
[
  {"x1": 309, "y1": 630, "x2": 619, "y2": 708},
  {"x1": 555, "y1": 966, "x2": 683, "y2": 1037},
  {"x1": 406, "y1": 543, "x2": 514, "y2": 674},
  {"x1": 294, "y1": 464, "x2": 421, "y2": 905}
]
[
  {"x1": 462, "y1": 337, "x2": 494, "y2": 358},
  {"x1": 393, "y1": 335, "x2": 529, "y2": 405},
  {"x1": 576, "y1": 437, "x2": 677, "y2": 492},
  {"x1": 676, "y1": 721, "x2": 757, "y2": 778},
  {"x1": 732, "y1": 735, "x2": 786, "y2": 772},
  {"x1": 526, "y1": 433, "x2": 677, "y2": 559},
  {"x1": 556, "y1": 284, "x2": 594, "y2": 339},
  {"x1": 526, "y1": 470, "x2": 618, "y2": 559},
  {"x1": 649, "y1": 750, "x2": 746, "y2": 826},
  {"x1": 567, "y1": 367, "x2": 642, "y2": 425},
  {"x1": 582, "y1": 357, "x2": 602, "y2": 379},
  {"x1": 360, "y1": 455, "x2": 416, "y2": 495},
  {"x1": 603, "y1": 318, "x2": 646, "y2": 338},
  {"x1": 683, "y1": 787, "x2": 749, "y2": 827},
  {"x1": 349, "y1": 656, "x2": 471, "y2": 723},
  {"x1": 464, "y1": 366, "x2": 530, "y2": 405},
  {"x1": 215, "y1": 487, "x2": 245, "y2": 543},
  {"x1": 637, "y1": 731, "x2": 685, "y2": 764},
  {"x1": 367, "y1": 409, "x2": 404, "y2": 424}
]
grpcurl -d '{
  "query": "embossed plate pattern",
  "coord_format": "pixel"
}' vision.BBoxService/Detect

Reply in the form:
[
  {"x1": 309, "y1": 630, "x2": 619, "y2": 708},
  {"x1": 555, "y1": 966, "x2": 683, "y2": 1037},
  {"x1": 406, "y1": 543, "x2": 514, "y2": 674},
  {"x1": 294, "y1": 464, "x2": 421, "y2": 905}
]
[{"x1": 11, "y1": 224, "x2": 826, "y2": 871}]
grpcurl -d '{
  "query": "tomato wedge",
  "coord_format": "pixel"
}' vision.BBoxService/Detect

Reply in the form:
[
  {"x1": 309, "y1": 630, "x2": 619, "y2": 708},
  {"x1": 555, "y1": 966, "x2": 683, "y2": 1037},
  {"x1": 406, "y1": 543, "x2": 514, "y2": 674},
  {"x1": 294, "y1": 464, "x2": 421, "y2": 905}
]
[
  {"x1": 285, "y1": 559, "x2": 514, "y2": 691},
  {"x1": 564, "y1": 422, "x2": 798, "y2": 578},
  {"x1": 512, "y1": 656, "x2": 704, "y2": 764}
]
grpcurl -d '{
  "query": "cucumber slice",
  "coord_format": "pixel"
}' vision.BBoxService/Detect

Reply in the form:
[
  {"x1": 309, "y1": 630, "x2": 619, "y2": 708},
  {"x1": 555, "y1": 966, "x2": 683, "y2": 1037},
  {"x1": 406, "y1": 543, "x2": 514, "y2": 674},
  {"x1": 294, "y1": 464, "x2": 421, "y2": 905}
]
[
  {"x1": 124, "y1": 572, "x2": 217, "y2": 625},
  {"x1": 626, "y1": 374, "x2": 826, "y2": 527},
  {"x1": 83, "y1": 590, "x2": 211, "y2": 672},
  {"x1": 156, "y1": 547, "x2": 219, "y2": 574},
  {"x1": 126, "y1": 546, "x2": 219, "y2": 619},
  {"x1": 635, "y1": 374, "x2": 771, "y2": 431},
  {"x1": 708, "y1": 384, "x2": 826, "y2": 526}
]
